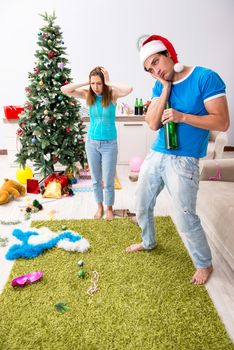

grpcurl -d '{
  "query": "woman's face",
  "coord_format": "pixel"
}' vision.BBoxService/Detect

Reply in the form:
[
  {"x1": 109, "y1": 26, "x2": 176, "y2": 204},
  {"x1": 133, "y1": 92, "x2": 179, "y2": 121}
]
[{"x1": 90, "y1": 75, "x2": 103, "y2": 95}]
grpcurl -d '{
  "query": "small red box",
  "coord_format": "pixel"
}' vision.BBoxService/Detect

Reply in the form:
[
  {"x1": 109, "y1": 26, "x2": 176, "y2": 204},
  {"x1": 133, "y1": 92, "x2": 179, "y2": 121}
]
[
  {"x1": 4, "y1": 106, "x2": 24, "y2": 119},
  {"x1": 27, "y1": 179, "x2": 40, "y2": 194}
]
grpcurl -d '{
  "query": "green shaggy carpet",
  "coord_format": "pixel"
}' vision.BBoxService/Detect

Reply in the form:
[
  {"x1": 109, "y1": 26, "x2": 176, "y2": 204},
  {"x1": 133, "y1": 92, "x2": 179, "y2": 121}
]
[{"x1": 0, "y1": 217, "x2": 233, "y2": 350}]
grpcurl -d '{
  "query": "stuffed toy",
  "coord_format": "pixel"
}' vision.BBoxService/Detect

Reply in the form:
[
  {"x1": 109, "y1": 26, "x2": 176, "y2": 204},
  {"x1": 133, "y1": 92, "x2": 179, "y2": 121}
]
[{"x1": 0, "y1": 178, "x2": 26, "y2": 205}]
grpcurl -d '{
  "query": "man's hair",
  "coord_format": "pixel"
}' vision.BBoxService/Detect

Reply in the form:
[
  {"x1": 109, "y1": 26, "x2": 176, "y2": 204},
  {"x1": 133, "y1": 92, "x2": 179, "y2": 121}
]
[
  {"x1": 158, "y1": 50, "x2": 168, "y2": 57},
  {"x1": 86, "y1": 66, "x2": 112, "y2": 107},
  {"x1": 144, "y1": 50, "x2": 168, "y2": 72}
]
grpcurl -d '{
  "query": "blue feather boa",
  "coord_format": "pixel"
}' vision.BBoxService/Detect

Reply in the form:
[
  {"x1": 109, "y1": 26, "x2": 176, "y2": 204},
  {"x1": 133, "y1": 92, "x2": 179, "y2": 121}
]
[{"x1": 6, "y1": 228, "x2": 82, "y2": 260}]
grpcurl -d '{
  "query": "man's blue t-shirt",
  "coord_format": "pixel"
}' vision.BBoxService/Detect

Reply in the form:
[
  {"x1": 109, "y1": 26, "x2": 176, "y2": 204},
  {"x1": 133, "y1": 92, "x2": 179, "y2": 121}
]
[{"x1": 151, "y1": 66, "x2": 226, "y2": 158}]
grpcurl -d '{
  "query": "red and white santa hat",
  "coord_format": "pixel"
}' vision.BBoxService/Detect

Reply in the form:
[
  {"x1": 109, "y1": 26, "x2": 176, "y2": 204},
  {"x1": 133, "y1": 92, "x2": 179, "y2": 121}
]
[{"x1": 139, "y1": 34, "x2": 184, "y2": 73}]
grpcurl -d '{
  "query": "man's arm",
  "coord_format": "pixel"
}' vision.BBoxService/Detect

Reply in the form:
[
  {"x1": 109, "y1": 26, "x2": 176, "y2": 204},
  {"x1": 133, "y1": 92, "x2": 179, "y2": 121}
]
[
  {"x1": 162, "y1": 96, "x2": 230, "y2": 132},
  {"x1": 145, "y1": 82, "x2": 171, "y2": 130}
]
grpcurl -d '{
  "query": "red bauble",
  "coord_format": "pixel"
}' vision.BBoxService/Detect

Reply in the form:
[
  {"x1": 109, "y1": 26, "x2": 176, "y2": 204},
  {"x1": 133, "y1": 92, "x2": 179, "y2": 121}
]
[
  {"x1": 52, "y1": 156, "x2": 59, "y2": 163},
  {"x1": 66, "y1": 127, "x2": 71, "y2": 133},
  {"x1": 16, "y1": 128, "x2": 23, "y2": 136},
  {"x1": 48, "y1": 52, "x2": 56, "y2": 58}
]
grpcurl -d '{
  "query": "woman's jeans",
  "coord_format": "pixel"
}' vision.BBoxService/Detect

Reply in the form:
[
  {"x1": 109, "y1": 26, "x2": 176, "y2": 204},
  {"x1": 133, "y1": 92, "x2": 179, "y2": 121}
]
[
  {"x1": 135, "y1": 151, "x2": 212, "y2": 269},
  {"x1": 85, "y1": 139, "x2": 118, "y2": 206}
]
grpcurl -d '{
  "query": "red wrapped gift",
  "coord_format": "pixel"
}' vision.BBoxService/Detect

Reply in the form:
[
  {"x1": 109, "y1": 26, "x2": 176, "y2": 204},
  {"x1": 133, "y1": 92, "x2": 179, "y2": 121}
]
[
  {"x1": 27, "y1": 179, "x2": 40, "y2": 194},
  {"x1": 4, "y1": 106, "x2": 24, "y2": 119},
  {"x1": 44, "y1": 173, "x2": 68, "y2": 189}
]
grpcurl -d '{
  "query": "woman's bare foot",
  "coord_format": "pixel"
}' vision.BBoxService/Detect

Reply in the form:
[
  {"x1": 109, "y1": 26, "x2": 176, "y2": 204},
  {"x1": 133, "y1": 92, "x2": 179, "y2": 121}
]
[
  {"x1": 126, "y1": 242, "x2": 145, "y2": 253},
  {"x1": 94, "y1": 204, "x2": 104, "y2": 219},
  {"x1": 106, "y1": 206, "x2": 114, "y2": 221},
  {"x1": 191, "y1": 266, "x2": 213, "y2": 285}
]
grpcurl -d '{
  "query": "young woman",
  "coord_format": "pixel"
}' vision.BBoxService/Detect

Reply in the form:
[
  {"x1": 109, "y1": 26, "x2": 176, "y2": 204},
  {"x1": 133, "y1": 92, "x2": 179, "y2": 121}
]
[{"x1": 61, "y1": 66, "x2": 132, "y2": 220}]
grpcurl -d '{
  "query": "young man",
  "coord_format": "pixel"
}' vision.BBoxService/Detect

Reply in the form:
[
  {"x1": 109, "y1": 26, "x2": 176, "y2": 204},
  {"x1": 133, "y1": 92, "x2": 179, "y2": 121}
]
[{"x1": 126, "y1": 35, "x2": 230, "y2": 285}]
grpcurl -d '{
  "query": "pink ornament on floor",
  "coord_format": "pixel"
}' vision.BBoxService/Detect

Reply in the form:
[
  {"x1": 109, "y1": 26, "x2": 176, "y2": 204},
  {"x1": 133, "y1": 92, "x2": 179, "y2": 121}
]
[
  {"x1": 11, "y1": 271, "x2": 44, "y2": 287},
  {"x1": 129, "y1": 156, "x2": 143, "y2": 173}
]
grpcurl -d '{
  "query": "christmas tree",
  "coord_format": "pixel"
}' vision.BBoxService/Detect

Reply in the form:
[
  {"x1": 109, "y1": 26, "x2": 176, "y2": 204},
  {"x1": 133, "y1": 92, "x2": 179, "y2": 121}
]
[{"x1": 16, "y1": 12, "x2": 86, "y2": 176}]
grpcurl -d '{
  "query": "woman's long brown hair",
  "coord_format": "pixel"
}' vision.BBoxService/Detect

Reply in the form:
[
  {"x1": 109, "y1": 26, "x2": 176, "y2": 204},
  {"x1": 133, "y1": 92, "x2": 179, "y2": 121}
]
[{"x1": 86, "y1": 66, "x2": 112, "y2": 107}]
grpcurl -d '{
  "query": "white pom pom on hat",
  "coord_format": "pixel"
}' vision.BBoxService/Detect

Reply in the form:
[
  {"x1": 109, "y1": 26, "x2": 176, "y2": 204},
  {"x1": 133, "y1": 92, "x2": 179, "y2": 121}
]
[
  {"x1": 174, "y1": 62, "x2": 184, "y2": 73},
  {"x1": 139, "y1": 34, "x2": 184, "y2": 73}
]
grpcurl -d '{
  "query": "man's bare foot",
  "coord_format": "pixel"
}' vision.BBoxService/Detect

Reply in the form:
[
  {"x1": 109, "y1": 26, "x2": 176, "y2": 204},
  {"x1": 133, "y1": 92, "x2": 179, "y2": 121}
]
[
  {"x1": 94, "y1": 205, "x2": 104, "y2": 219},
  {"x1": 191, "y1": 266, "x2": 213, "y2": 285},
  {"x1": 106, "y1": 209, "x2": 114, "y2": 221},
  {"x1": 126, "y1": 242, "x2": 145, "y2": 253}
]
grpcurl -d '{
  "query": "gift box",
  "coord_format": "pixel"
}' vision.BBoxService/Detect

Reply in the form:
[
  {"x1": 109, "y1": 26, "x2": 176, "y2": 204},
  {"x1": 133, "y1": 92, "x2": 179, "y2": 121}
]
[
  {"x1": 44, "y1": 173, "x2": 68, "y2": 189},
  {"x1": 43, "y1": 180, "x2": 62, "y2": 198},
  {"x1": 27, "y1": 179, "x2": 40, "y2": 194},
  {"x1": 4, "y1": 106, "x2": 24, "y2": 119}
]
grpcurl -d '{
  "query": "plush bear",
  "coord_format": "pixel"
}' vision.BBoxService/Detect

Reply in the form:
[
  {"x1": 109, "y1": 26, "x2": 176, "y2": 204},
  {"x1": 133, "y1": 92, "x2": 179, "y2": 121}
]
[{"x1": 0, "y1": 178, "x2": 26, "y2": 205}]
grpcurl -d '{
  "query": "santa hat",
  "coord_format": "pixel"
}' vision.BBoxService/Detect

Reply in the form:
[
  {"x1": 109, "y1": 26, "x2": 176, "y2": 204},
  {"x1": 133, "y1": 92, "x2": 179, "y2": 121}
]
[{"x1": 139, "y1": 35, "x2": 184, "y2": 73}]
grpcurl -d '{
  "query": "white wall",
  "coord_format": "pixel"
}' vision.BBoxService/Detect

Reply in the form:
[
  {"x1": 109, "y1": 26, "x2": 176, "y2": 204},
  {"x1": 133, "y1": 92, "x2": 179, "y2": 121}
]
[{"x1": 0, "y1": 0, "x2": 233, "y2": 146}]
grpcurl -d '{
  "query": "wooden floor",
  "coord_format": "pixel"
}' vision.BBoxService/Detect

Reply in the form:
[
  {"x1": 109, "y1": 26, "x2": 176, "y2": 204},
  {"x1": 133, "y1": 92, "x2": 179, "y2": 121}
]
[{"x1": 0, "y1": 155, "x2": 234, "y2": 343}]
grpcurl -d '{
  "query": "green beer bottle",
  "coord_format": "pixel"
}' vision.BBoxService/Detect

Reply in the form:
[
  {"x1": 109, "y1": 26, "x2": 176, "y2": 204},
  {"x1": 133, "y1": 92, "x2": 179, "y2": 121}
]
[
  {"x1": 134, "y1": 98, "x2": 139, "y2": 115},
  {"x1": 139, "y1": 98, "x2": 144, "y2": 115},
  {"x1": 164, "y1": 102, "x2": 178, "y2": 149}
]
